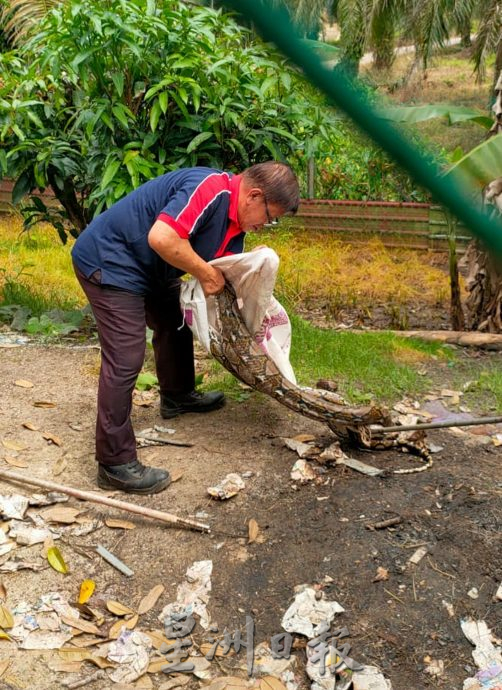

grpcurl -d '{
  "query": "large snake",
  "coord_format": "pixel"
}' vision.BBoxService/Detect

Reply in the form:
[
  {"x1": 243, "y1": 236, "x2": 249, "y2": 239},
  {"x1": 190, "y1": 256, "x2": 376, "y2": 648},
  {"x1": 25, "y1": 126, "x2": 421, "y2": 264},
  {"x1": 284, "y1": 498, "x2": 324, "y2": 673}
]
[{"x1": 209, "y1": 284, "x2": 432, "y2": 474}]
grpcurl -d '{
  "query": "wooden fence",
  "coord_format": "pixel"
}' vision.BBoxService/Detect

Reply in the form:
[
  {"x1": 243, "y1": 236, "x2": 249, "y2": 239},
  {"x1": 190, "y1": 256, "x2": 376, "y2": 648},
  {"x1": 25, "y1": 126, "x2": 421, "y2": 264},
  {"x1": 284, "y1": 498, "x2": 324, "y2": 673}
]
[
  {"x1": 0, "y1": 179, "x2": 471, "y2": 252},
  {"x1": 292, "y1": 199, "x2": 472, "y2": 252}
]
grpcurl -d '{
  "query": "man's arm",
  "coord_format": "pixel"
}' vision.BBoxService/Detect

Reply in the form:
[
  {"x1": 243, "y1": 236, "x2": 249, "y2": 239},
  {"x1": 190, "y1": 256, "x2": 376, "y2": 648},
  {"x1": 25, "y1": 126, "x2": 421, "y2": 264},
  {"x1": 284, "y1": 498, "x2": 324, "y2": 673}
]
[{"x1": 148, "y1": 220, "x2": 225, "y2": 296}]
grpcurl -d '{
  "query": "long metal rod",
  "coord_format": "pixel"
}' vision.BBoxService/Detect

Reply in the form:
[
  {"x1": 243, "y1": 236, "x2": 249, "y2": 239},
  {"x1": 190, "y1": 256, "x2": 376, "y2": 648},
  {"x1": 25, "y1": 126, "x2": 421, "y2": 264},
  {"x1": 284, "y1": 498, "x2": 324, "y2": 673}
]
[
  {"x1": 370, "y1": 416, "x2": 502, "y2": 434},
  {"x1": 0, "y1": 469, "x2": 210, "y2": 533}
]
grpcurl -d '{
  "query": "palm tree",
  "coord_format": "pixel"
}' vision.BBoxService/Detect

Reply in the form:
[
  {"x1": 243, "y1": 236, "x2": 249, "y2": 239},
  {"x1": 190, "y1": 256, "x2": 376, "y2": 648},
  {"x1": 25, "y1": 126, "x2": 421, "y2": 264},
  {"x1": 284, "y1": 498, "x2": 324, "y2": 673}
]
[{"x1": 1, "y1": 0, "x2": 60, "y2": 45}]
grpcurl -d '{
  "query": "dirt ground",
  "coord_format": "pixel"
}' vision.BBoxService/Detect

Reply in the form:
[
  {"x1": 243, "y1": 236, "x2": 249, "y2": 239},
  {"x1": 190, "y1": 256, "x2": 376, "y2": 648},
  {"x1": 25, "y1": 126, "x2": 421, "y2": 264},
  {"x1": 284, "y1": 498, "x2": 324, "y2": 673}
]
[{"x1": 0, "y1": 341, "x2": 500, "y2": 690}]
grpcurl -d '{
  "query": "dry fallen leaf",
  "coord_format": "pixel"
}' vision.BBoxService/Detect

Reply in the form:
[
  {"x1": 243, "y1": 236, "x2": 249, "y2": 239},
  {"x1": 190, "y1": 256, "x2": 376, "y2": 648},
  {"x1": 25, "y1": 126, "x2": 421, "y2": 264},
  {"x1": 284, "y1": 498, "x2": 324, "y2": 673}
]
[
  {"x1": 260, "y1": 677, "x2": 287, "y2": 690},
  {"x1": 0, "y1": 583, "x2": 6, "y2": 601},
  {"x1": 3, "y1": 456, "x2": 28, "y2": 469},
  {"x1": 0, "y1": 660, "x2": 10, "y2": 679},
  {"x1": 109, "y1": 614, "x2": 138, "y2": 639},
  {"x1": 170, "y1": 470, "x2": 183, "y2": 483},
  {"x1": 147, "y1": 658, "x2": 169, "y2": 674},
  {"x1": 48, "y1": 661, "x2": 82, "y2": 673},
  {"x1": 40, "y1": 506, "x2": 81, "y2": 524},
  {"x1": 52, "y1": 457, "x2": 68, "y2": 476},
  {"x1": 104, "y1": 518, "x2": 136, "y2": 530},
  {"x1": 0, "y1": 605, "x2": 13, "y2": 630},
  {"x1": 60, "y1": 615, "x2": 100, "y2": 635},
  {"x1": 136, "y1": 675, "x2": 154, "y2": 689},
  {"x1": 14, "y1": 379, "x2": 33, "y2": 389},
  {"x1": 1, "y1": 439, "x2": 26, "y2": 452},
  {"x1": 22, "y1": 422, "x2": 39, "y2": 431},
  {"x1": 204, "y1": 677, "x2": 250, "y2": 690},
  {"x1": 373, "y1": 566, "x2": 389, "y2": 582},
  {"x1": 143, "y1": 630, "x2": 173, "y2": 650},
  {"x1": 158, "y1": 675, "x2": 190, "y2": 690},
  {"x1": 43, "y1": 432, "x2": 62, "y2": 446},
  {"x1": 33, "y1": 401, "x2": 57, "y2": 408},
  {"x1": 292, "y1": 433, "x2": 316, "y2": 443},
  {"x1": 199, "y1": 643, "x2": 235, "y2": 658},
  {"x1": 248, "y1": 519, "x2": 259, "y2": 544},
  {"x1": 78, "y1": 579, "x2": 96, "y2": 605},
  {"x1": 47, "y1": 545, "x2": 69, "y2": 574},
  {"x1": 106, "y1": 600, "x2": 135, "y2": 617},
  {"x1": 137, "y1": 584, "x2": 164, "y2": 615},
  {"x1": 0, "y1": 631, "x2": 11, "y2": 641}
]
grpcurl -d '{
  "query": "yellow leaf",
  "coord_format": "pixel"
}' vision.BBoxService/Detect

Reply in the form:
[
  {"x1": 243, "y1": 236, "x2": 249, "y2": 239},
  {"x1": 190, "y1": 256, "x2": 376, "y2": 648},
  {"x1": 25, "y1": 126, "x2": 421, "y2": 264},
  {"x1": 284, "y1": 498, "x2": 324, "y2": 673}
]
[
  {"x1": 109, "y1": 614, "x2": 138, "y2": 639},
  {"x1": 43, "y1": 432, "x2": 62, "y2": 446},
  {"x1": 33, "y1": 401, "x2": 56, "y2": 408},
  {"x1": 78, "y1": 580, "x2": 96, "y2": 605},
  {"x1": 106, "y1": 600, "x2": 134, "y2": 616},
  {"x1": 22, "y1": 422, "x2": 39, "y2": 431},
  {"x1": 248, "y1": 519, "x2": 259, "y2": 544},
  {"x1": 0, "y1": 606, "x2": 13, "y2": 630},
  {"x1": 3, "y1": 456, "x2": 28, "y2": 469},
  {"x1": 137, "y1": 585, "x2": 164, "y2": 615},
  {"x1": 260, "y1": 677, "x2": 287, "y2": 690},
  {"x1": 14, "y1": 379, "x2": 33, "y2": 388},
  {"x1": 0, "y1": 631, "x2": 11, "y2": 641},
  {"x1": 104, "y1": 518, "x2": 136, "y2": 530},
  {"x1": 1, "y1": 439, "x2": 26, "y2": 452},
  {"x1": 47, "y1": 546, "x2": 69, "y2": 574}
]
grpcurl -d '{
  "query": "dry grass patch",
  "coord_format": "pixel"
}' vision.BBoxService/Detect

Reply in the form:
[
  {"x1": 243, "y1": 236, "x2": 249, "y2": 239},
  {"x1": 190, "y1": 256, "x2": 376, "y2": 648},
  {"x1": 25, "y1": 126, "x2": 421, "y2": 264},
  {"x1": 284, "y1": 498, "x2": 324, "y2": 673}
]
[
  {"x1": 0, "y1": 215, "x2": 82, "y2": 308},
  {"x1": 249, "y1": 231, "x2": 453, "y2": 316}
]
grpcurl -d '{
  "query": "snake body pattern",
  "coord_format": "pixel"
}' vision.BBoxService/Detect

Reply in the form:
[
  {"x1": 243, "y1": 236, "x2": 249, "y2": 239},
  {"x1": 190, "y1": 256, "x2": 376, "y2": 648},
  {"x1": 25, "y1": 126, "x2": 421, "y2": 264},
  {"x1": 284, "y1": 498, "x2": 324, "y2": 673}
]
[{"x1": 210, "y1": 284, "x2": 432, "y2": 474}]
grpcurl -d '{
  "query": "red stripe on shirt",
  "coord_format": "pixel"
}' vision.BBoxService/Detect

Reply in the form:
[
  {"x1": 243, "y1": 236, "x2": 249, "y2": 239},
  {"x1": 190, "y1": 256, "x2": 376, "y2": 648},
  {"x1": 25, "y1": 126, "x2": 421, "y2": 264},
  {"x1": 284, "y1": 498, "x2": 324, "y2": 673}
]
[
  {"x1": 157, "y1": 213, "x2": 189, "y2": 238},
  {"x1": 175, "y1": 172, "x2": 231, "y2": 235}
]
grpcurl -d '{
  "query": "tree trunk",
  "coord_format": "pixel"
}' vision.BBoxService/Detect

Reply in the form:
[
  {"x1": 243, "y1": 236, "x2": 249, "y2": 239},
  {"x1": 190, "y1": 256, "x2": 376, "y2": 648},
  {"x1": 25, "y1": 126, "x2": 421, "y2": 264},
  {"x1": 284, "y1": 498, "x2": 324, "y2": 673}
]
[
  {"x1": 371, "y1": 8, "x2": 395, "y2": 71},
  {"x1": 463, "y1": 70, "x2": 502, "y2": 333}
]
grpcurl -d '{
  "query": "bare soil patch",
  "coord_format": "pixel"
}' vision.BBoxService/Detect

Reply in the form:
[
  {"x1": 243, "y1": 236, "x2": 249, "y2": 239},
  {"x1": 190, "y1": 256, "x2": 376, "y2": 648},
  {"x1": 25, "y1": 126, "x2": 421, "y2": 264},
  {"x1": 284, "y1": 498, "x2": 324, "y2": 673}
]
[{"x1": 0, "y1": 343, "x2": 500, "y2": 690}]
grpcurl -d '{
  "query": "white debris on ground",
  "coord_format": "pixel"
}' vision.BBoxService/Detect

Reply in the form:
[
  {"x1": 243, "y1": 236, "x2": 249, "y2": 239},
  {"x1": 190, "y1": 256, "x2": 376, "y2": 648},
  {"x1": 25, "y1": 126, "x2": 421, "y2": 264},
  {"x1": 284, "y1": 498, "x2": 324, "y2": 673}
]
[
  {"x1": 352, "y1": 666, "x2": 393, "y2": 689},
  {"x1": 461, "y1": 619, "x2": 502, "y2": 690},
  {"x1": 207, "y1": 474, "x2": 245, "y2": 500},
  {"x1": 281, "y1": 586, "x2": 345, "y2": 638},
  {"x1": 108, "y1": 629, "x2": 152, "y2": 684},
  {"x1": 159, "y1": 560, "x2": 213, "y2": 630},
  {"x1": 290, "y1": 460, "x2": 319, "y2": 483}
]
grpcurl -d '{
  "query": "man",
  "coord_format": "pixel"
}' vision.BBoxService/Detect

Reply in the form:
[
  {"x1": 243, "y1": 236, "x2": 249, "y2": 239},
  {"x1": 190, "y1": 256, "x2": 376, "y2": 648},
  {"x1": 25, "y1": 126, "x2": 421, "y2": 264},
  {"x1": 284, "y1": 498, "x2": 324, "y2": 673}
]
[{"x1": 72, "y1": 161, "x2": 300, "y2": 495}]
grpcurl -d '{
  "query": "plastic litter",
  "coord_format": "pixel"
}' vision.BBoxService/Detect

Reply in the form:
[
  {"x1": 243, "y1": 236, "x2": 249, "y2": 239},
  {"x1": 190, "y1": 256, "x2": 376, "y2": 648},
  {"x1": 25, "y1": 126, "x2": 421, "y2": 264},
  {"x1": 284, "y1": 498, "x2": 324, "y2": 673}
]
[
  {"x1": 290, "y1": 460, "x2": 318, "y2": 483},
  {"x1": 159, "y1": 560, "x2": 213, "y2": 630},
  {"x1": 0, "y1": 494, "x2": 30, "y2": 519},
  {"x1": 207, "y1": 474, "x2": 245, "y2": 500},
  {"x1": 281, "y1": 586, "x2": 345, "y2": 638},
  {"x1": 352, "y1": 666, "x2": 393, "y2": 689},
  {"x1": 108, "y1": 629, "x2": 152, "y2": 684}
]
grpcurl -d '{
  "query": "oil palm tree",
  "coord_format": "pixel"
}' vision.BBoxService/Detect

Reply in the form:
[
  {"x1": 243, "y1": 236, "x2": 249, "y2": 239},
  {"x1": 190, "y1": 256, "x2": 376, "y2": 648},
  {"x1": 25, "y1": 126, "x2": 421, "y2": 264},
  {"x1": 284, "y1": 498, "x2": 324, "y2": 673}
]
[{"x1": 1, "y1": 0, "x2": 60, "y2": 45}]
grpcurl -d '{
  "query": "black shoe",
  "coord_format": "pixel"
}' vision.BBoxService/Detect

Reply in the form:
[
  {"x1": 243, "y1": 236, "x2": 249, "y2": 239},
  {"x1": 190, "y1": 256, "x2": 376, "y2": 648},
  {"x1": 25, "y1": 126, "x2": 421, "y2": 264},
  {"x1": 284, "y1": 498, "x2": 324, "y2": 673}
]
[
  {"x1": 97, "y1": 460, "x2": 171, "y2": 495},
  {"x1": 160, "y1": 390, "x2": 225, "y2": 419}
]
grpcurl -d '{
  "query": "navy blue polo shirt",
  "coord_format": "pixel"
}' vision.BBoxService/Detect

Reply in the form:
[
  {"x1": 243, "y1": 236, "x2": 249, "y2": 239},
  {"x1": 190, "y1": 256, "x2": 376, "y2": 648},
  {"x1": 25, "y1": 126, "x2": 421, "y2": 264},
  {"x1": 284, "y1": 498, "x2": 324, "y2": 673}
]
[{"x1": 71, "y1": 167, "x2": 245, "y2": 294}]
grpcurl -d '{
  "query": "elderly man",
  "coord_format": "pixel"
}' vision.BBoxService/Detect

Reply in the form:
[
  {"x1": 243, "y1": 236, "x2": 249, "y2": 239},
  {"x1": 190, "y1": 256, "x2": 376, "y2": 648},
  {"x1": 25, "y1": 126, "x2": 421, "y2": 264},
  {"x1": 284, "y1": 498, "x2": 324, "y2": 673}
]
[{"x1": 72, "y1": 161, "x2": 300, "y2": 494}]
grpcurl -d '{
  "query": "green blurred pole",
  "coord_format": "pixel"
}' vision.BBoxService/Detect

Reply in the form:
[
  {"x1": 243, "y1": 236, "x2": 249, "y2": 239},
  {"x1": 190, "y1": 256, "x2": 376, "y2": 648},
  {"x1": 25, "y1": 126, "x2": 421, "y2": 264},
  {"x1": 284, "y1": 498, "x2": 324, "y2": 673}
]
[{"x1": 223, "y1": 0, "x2": 502, "y2": 255}]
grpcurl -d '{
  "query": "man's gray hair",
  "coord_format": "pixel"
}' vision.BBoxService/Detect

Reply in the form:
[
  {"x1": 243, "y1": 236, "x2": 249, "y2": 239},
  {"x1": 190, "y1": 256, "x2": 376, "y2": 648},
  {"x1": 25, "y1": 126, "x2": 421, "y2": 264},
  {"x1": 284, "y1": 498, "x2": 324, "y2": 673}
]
[{"x1": 242, "y1": 161, "x2": 300, "y2": 214}]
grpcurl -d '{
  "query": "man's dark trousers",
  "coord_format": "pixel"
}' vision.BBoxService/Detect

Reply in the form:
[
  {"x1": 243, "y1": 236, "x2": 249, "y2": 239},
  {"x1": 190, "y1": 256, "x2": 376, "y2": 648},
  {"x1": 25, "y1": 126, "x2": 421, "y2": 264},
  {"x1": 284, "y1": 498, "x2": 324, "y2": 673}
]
[{"x1": 75, "y1": 266, "x2": 195, "y2": 466}]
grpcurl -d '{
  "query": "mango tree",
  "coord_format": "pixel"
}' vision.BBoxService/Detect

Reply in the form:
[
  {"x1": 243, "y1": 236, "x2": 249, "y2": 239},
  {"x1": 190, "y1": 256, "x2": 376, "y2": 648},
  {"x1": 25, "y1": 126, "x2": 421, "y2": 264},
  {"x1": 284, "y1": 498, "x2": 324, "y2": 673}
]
[{"x1": 0, "y1": 0, "x2": 319, "y2": 241}]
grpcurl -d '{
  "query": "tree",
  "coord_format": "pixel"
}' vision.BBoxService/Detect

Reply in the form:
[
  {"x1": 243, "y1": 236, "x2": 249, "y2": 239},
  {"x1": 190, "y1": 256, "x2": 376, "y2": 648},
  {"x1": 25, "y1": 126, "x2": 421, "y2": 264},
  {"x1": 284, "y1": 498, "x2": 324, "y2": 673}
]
[{"x1": 0, "y1": 0, "x2": 321, "y2": 241}]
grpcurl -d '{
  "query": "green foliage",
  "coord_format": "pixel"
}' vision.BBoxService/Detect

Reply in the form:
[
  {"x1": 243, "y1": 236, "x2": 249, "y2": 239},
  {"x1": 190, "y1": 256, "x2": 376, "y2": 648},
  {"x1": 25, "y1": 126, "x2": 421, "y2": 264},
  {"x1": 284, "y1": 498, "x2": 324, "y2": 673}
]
[
  {"x1": 0, "y1": 0, "x2": 321, "y2": 239},
  {"x1": 135, "y1": 372, "x2": 158, "y2": 390}
]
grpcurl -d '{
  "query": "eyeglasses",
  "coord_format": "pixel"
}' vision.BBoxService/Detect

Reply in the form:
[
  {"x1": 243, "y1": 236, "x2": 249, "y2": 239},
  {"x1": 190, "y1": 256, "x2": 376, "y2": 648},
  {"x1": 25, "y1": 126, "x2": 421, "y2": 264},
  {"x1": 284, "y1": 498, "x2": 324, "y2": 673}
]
[{"x1": 263, "y1": 194, "x2": 279, "y2": 226}]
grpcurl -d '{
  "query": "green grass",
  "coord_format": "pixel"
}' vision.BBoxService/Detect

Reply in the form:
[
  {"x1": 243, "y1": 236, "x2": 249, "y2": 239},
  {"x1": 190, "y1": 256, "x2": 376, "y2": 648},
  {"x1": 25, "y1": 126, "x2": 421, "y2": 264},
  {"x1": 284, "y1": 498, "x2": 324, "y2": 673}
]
[{"x1": 289, "y1": 313, "x2": 451, "y2": 403}]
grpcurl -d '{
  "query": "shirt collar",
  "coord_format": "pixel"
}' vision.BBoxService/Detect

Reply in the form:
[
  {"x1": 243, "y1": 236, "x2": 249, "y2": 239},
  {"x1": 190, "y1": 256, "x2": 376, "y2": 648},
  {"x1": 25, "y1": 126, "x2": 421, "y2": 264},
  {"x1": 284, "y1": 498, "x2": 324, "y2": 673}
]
[{"x1": 228, "y1": 174, "x2": 241, "y2": 229}]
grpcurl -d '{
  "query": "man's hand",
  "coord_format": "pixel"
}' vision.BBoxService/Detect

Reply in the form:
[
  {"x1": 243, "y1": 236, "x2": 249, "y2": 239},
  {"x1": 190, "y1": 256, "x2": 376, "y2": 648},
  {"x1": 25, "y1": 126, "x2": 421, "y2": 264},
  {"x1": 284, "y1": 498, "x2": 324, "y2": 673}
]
[{"x1": 200, "y1": 265, "x2": 225, "y2": 296}]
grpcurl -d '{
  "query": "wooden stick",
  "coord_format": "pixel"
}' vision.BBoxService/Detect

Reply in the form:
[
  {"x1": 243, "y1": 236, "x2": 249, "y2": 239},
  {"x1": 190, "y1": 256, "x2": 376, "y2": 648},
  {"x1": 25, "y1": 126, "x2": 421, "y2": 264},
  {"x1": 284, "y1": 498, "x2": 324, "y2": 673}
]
[{"x1": 0, "y1": 469, "x2": 210, "y2": 533}]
